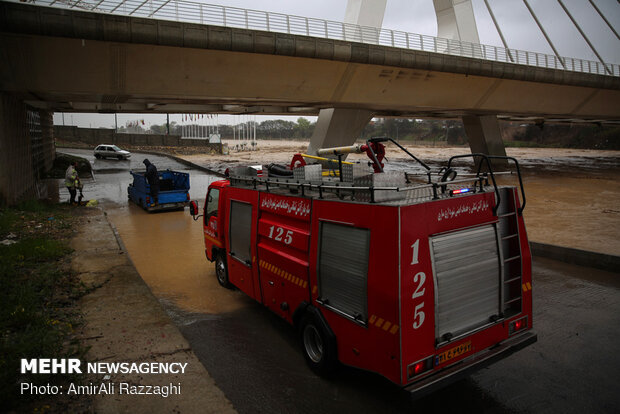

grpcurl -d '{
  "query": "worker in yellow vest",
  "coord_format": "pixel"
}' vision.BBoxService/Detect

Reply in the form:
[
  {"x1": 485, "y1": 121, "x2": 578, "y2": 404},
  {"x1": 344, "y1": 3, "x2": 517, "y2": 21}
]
[{"x1": 65, "y1": 161, "x2": 79, "y2": 205}]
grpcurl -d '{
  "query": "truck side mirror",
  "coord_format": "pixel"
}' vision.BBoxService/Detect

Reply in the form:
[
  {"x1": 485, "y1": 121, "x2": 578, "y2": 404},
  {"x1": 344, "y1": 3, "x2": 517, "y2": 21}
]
[{"x1": 189, "y1": 200, "x2": 199, "y2": 216}]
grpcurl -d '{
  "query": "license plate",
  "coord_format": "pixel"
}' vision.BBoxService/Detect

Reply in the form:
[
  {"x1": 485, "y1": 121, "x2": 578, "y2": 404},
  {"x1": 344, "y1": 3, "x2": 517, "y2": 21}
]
[{"x1": 435, "y1": 341, "x2": 472, "y2": 365}]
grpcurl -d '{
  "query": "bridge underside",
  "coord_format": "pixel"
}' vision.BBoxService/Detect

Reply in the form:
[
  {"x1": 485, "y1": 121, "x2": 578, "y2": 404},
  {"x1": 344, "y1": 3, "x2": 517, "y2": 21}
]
[
  {"x1": 2, "y1": 32, "x2": 618, "y2": 125},
  {"x1": 1, "y1": 31, "x2": 619, "y2": 124},
  {"x1": 4, "y1": 34, "x2": 618, "y2": 122},
  {"x1": 1, "y1": 2, "x2": 618, "y2": 122}
]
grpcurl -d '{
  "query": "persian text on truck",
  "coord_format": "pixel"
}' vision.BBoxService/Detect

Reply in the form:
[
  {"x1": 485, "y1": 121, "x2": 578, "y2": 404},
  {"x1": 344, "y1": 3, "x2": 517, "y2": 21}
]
[{"x1": 189, "y1": 138, "x2": 537, "y2": 397}]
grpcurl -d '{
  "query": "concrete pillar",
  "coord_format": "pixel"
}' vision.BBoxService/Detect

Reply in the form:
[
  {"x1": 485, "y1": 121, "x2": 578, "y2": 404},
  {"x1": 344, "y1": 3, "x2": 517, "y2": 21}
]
[
  {"x1": 0, "y1": 93, "x2": 37, "y2": 206},
  {"x1": 306, "y1": 108, "x2": 374, "y2": 157},
  {"x1": 307, "y1": 0, "x2": 386, "y2": 156},
  {"x1": 462, "y1": 115, "x2": 508, "y2": 168}
]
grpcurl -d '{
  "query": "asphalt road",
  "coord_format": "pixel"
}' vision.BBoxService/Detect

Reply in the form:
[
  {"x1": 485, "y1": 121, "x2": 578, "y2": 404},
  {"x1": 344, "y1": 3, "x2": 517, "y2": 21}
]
[
  {"x1": 61, "y1": 148, "x2": 620, "y2": 414},
  {"x1": 178, "y1": 258, "x2": 620, "y2": 414}
]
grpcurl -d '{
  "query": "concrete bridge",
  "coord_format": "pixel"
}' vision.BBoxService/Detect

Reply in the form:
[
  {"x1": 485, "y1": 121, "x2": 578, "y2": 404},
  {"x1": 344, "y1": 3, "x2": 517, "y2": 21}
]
[{"x1": 1, "y1": 0, "x2": 619, "y2": 204}]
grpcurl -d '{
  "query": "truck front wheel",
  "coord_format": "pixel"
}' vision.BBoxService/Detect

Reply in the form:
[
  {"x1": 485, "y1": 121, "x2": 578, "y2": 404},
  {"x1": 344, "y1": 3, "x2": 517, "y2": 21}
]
[
  {"x1": 215, "y1": 253, "x2": 233, "y2": 289},
  {"x1": 300, "y1": 314, "x2": 337, "y2": 375}
]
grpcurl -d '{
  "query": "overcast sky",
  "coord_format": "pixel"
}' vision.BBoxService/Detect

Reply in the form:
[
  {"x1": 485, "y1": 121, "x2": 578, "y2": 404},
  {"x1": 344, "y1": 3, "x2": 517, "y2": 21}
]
[{"x1": 55, "y1": 0, "x2": 620, "y2": 129}]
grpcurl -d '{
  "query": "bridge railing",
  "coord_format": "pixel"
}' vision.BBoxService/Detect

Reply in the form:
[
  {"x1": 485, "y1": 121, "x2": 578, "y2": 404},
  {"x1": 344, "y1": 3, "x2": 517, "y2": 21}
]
[{"x1": 20, "y1": 0, "x2": 620, "y2": 77}]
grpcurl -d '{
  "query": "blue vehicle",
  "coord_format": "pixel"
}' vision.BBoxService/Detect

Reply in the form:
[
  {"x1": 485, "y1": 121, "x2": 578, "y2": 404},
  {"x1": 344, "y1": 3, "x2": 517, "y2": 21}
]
[{"x1": 128, "y1": 169, "x2": 190, "y2": 212}]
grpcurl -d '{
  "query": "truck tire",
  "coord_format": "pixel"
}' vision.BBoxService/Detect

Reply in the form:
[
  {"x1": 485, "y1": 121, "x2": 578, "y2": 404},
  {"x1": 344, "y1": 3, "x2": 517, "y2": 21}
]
[
  {"x1": 300, "y1": 313, "x2": 337, "y2": 375},
  {"x1": 215, "y1": 253, "x2": 233, "y2": 289}
]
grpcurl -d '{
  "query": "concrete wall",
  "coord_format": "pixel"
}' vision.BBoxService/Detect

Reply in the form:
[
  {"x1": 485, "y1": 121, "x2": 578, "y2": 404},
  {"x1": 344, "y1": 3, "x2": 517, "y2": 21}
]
[
  {"x1": 54, "y1": 126, "x2": 222, "y2": 152},
  {"x1": 40, "y1": 110, "x2": 55, "y2": 173},
  {"x1": 0, "y1": 93, "x2": 55, "y2": 206}
]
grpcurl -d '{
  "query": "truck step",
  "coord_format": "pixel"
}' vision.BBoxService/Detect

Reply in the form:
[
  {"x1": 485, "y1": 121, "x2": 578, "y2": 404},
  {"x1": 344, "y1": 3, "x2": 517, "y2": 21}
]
[{"x1": 504, "y1": 255, "x2": 521, "y2": 263}]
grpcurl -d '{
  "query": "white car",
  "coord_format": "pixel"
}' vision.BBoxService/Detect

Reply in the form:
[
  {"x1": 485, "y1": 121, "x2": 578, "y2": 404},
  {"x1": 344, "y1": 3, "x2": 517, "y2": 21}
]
[{"x1": 94, "y1": 144, "x2": 131, "y2": 160}]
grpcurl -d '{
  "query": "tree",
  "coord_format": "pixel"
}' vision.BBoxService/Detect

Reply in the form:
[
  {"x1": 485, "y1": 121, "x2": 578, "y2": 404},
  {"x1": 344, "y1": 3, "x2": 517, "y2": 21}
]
[
  {"x1": 295, "y1": 117, "x2": 312, "y2": 138},
  {"x1": 150, "y1": 124, "x2": 166, "y2": 134}
]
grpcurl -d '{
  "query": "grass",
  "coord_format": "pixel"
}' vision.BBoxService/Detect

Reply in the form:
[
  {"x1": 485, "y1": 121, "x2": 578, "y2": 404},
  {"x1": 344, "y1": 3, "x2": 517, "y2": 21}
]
[{"x1": 0, "y1": 201, "x2": 87, "y2": 411}]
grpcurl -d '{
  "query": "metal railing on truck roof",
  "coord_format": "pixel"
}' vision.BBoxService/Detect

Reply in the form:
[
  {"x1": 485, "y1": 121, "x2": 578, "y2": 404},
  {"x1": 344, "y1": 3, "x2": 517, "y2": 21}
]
[{"x1": 229, "y1": 170, "x2": 503, "y2": 214}]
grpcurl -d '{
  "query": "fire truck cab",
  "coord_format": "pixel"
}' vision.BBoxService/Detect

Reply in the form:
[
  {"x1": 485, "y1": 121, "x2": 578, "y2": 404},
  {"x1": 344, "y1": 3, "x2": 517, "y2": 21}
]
[{"x1": 191, "y1": 139, "x2": 536, "y2": 397}]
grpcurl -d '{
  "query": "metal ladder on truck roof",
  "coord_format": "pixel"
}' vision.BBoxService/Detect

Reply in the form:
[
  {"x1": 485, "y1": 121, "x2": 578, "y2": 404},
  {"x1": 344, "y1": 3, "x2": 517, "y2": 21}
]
[
  {"x1": 497, "y1": 187, "x2": 523, "y2": 317},
  {"x1": 446, "y1": 154, "x2": 527, "y2": 317}
]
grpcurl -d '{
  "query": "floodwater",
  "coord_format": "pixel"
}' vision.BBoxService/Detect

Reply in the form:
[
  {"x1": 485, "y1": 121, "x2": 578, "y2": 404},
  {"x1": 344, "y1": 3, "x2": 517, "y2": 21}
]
[
  {"x1": 106, "y1": 205, "x2": 249, "y2": 317},
  {"x1": 58, "y1": 149, "x2": 247, "y2": 316}
]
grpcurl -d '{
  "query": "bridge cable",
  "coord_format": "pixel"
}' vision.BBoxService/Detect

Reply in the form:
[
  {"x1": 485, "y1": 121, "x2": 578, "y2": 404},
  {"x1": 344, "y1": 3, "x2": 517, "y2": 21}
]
[
  {"x1": 588, "y1": 0, "x2": 620, "y2": 41},
  {"x1": 556, "y1": 0, "x2": 612, "y2": 75},
  {"x1": 522, "y1": 0, "x2": 566, "y2": 69},
  {"x1": 483, "y1": 0, "x2": 514, "y2": 63}
]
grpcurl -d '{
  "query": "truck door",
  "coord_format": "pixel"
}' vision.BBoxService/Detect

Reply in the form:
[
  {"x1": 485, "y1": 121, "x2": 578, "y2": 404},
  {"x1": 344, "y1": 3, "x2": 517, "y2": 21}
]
[
  {"x1": 203, "y1": 187, "x2": 221, "y2": 261},
  {"x1": 225, "y1": 188, "x2": 259, "y2": 300}
]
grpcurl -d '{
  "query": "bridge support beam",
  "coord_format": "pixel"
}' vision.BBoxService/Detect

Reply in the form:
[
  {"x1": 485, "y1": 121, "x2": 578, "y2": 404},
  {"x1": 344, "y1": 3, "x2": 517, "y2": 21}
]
[
  {"x1": 462, "y1": 115, "x2": 508, "y2": 168},
  {"x1": 307, "y1": 108, "x2": 374, "y2": 157},
  {"x1": 307, "y1": 0, "x2": 386, "y2": 155}
]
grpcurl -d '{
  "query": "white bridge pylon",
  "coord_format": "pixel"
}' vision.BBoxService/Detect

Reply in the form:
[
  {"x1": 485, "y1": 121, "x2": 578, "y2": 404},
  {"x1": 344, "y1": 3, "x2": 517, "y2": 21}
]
[
  {"x1": 309, "y1": 0, "x2": 497, "y2": 159},
  {"x1": 310, "y1": 0, "x2": 496, "y2": 158},
  {"x1": 308, "y1": 0, "x2": 617, "y2": 160}
]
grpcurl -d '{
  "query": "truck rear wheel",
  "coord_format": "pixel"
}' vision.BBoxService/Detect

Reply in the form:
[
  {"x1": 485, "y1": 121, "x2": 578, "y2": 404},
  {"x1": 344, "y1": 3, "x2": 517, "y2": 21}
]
[
  {"x1": 215, "y1": 253, "x2": 233, "y2": 289},
  {"x1": 300, "y1": 314, "x2": 337, "y2": 375}
]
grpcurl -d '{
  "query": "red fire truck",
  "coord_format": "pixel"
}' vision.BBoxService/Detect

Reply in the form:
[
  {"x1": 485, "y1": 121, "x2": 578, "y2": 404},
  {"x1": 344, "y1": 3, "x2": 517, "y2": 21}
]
[{"x1": 189, "y1": 138, "x2": 536, "y2": 397}]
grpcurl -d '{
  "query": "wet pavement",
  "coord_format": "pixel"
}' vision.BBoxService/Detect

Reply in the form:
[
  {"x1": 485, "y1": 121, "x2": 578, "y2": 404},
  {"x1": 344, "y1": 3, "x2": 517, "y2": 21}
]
[
  {"x1": 58, "y1": 148, "x2": 220, "y2": 207},
  {"x1": 58, "y1": 148, "x2": 620, "y2": 413}
]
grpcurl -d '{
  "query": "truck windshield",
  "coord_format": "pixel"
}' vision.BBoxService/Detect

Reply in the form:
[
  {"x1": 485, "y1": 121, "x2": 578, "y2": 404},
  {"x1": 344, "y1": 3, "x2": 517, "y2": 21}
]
[{"x1": 206, "y1": 189, "x2": 220, "y2": 217}]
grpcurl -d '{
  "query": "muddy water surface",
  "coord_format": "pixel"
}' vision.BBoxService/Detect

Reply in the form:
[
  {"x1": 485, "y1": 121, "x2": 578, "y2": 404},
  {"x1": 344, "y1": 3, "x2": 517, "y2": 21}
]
[
  {"x1": 59, "y1": 148, "x2": 250, "y2": 315},
  {"x1": 106, "y1": 204, "x2": 249, "y2": 316},
  {"x1": 522, "y1": 174, "x2": 620, "y2": 255}
]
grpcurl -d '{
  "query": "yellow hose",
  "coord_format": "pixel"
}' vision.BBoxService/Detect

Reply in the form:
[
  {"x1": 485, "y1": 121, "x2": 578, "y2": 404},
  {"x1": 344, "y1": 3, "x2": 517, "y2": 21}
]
[{"x1": 300, "y1": 153, "x2": 354, "y2": 165}]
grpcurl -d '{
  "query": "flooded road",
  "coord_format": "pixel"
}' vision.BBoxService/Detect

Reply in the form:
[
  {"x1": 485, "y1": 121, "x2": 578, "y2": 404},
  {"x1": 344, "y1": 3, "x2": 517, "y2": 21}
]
[
  {"x1": 107, "y1": 206, "x2": 250, "y2": 318},
  {"x1": 60, "y1": 149, "x2": 245, "y2": 316},
  {"x1": 59, "y1": 148, "x2": 620, "y2": 413}
]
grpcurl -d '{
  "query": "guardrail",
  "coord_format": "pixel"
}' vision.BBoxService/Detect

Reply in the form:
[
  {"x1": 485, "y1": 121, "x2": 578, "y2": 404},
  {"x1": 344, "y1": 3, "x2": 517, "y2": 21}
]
[{"x1": 13, "y1": 0, "x2": 620, "y2": 77}]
